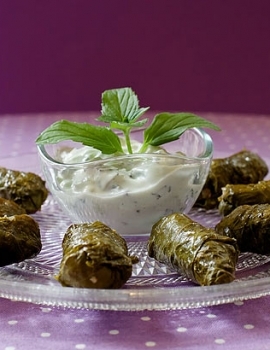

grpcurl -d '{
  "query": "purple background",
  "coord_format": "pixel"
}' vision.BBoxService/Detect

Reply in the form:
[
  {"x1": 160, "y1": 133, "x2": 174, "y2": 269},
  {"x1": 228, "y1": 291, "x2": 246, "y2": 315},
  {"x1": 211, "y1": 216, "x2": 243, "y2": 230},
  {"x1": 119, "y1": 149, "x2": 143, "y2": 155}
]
[{"x1": 0, "y1": 0, "x2": 270, "y2": 114}]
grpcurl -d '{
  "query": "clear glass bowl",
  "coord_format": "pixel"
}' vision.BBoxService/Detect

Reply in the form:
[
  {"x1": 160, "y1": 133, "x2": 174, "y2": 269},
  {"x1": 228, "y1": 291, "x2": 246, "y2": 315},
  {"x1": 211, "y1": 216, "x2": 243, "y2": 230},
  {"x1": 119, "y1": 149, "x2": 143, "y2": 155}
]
[{"x1": 37, "y1": 128, "x2": 213, "y2": 236}]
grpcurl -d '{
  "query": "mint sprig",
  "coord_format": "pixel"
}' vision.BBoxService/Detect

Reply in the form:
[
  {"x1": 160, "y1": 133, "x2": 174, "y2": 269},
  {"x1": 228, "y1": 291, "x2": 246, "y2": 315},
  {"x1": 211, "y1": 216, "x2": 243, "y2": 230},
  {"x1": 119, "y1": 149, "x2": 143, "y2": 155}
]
[{"x1": 36, "y1": 87, "x2": 220, "y2": 154}]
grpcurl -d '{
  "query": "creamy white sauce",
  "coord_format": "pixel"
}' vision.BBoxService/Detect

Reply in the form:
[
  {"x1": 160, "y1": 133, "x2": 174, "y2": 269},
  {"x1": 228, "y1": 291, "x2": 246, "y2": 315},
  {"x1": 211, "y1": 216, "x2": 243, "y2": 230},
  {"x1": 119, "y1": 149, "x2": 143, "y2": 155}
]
[{"x1": 51, "y1": 140, "x2": 204, "y2": 235}]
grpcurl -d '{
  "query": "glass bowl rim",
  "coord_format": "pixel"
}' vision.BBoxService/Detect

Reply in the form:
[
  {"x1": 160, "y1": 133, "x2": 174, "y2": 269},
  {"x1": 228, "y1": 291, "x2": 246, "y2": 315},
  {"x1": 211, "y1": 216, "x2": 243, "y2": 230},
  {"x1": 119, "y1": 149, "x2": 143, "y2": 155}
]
[{"x1": 36, "y1": 127, "x2": 213, "y2": 167}]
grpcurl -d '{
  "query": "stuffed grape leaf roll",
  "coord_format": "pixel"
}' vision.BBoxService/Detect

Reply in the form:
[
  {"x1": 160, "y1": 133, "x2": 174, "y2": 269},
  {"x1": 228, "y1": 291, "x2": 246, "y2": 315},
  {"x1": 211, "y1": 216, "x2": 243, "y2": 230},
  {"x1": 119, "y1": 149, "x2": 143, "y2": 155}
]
[
  {"x1": 215, "y1": 204, "x2": 270, "y2": 254},
  {"x1": 0, "y1": 197, "x2": 26, "y2": 216},
  {"x1": 0, "y1": 214, "x2": 41, "y2": 266},
  {"x1": 195, "y1": 150, "x2": 268, "y2": 209},
  {"x1": 56, "y1": 221, "x2": 138, "y2": 289},
  {"x1": 218, "y1": 180, "x2": 270, "y2": 216},
  {"x1": 148, "y1": 213, "x2": 239, "y2": 286},
  {"x1": 0, "y1": 167, "x2": 48, "y2": 214}
]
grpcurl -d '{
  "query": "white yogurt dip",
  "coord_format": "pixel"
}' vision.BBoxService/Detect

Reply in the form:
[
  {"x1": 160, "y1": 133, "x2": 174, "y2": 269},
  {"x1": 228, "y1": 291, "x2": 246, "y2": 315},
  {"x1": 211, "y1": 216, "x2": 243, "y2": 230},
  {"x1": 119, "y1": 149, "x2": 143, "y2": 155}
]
[{"x1": 48, "y1": 140, "x2": 207, "y2": 236}]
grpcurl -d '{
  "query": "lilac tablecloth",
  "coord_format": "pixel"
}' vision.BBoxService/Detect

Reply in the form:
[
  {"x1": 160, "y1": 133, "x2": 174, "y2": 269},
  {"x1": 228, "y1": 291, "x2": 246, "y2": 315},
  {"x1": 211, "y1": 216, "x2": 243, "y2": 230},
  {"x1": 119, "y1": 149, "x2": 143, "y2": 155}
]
[{"x1": 0, "y1": 112, "x2": 270, "y2": 350}]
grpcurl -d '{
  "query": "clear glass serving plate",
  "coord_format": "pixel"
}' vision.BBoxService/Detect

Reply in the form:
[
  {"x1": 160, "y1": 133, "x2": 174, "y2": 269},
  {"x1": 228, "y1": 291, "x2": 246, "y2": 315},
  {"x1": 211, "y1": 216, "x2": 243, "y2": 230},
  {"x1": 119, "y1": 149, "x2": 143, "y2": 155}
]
[{"x1": 1, "y1": 194, "x2": 270, "y2": 311}]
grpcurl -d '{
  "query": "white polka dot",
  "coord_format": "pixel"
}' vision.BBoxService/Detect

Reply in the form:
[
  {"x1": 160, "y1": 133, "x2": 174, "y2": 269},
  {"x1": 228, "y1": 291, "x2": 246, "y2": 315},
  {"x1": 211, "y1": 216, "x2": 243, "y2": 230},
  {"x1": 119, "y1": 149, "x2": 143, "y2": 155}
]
[
  {"x1": 176, "y1": 327, "x2": 187, "y2": 332},
  {"x1": 234, "y1": 301, "x2": 244, "y2": 306},
  {"x1": 5, "y1": 347, "x2": 16, "y2": 350},
  {"x1": 40, "y1": 307, "x2": 52, "y2": 313},
  {"x1": 141, "y1": 316, "x2": 151, "y2": 321},
  {"x1": 244, "y1": 324, "x2": 254, "y2": 330},
  {"x1": 40, "y1": 333, "x2": 51, "y2": 338},
  {"x1": 75, "y1": 345, "x2": 86, "y2": 350},
  {"x1": 215, "y1": 338, "x2": 226, "y2": 344},
  {"x1": 145, "y1": 341, "x2": 156, "y2": 347},
  {"x1": 206, "y1": 313, "x2": 217, "y2": 318},
  {"x1": 74, "y1": 318, "x2": 85, "y2": 323},
  {"x1": 109, "y1": 330, "x2": 119, "y2": 335},
  {"x1": 8, "y1": 320, "x2": 18, "y2": 325}
]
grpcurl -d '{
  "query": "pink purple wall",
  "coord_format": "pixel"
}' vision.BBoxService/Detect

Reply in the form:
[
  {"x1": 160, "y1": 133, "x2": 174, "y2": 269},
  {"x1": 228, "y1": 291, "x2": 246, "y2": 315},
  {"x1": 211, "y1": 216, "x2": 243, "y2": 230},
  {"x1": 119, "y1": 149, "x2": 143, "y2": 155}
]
[{"x1": 0, "y1": 0, "x2": 270, "y2": 114}]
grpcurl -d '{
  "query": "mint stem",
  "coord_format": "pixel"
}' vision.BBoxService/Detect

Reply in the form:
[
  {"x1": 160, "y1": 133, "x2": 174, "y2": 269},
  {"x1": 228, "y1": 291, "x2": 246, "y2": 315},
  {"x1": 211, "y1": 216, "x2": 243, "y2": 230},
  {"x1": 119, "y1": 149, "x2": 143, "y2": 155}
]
[
  {"x1": 124, "y1": 129, "x2": 133, "y2": 154},
  {"x1": 138, "y1": 142, "x2": 148, "y2": 154}
]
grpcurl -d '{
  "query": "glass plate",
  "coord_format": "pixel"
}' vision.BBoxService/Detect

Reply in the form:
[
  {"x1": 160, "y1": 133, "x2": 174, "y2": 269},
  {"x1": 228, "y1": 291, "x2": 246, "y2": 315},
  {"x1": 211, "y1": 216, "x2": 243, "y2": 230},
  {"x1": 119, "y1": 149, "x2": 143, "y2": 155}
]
[{"x1": 1, "y1": 195, "x2": 270, "y2": 311}]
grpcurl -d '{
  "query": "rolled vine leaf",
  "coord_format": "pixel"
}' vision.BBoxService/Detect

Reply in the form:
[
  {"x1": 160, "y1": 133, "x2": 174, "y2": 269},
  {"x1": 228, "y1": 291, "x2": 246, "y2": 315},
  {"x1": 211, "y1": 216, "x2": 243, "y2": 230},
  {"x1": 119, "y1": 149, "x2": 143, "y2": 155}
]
[
  {"x1": 0, "y1": 167, "x2": 48, "y2": 214},
  {"x1": 215, "y1": 204, "x2": 270, "y2": 254},
  {"x1": 56, "y1": 221, "x2": 138, "y2": 289},
  {"x1": 148, "y1": 213, "x2": 239, "y2": 286},
  {"x1": 0, "y1": 214, "x2": 41, "y2": 267},
  {"x1": 195, "y1": 150, "x2": 268, "y2": 210},
  {"x1": 218, "y1": 180, "x2": 270, "y2": 216}
]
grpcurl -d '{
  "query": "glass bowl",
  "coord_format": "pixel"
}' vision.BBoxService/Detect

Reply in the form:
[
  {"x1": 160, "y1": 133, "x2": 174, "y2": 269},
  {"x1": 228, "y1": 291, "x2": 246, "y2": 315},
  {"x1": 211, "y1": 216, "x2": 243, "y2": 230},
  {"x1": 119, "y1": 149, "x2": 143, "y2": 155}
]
[{"x1": 37, "y1": 128, "x2": 213, "y2": 236}]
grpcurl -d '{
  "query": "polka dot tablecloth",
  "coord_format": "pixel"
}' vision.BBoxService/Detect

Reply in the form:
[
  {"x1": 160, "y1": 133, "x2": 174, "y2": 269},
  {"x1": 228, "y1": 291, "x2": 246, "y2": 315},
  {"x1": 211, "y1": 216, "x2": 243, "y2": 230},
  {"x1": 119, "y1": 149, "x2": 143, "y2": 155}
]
[
  {"x1": 0, "y1": 112, "x2": 270, "y2": 350},
  {"x1": 1, "y1": 297, "x2": 270, "y2": 350}
]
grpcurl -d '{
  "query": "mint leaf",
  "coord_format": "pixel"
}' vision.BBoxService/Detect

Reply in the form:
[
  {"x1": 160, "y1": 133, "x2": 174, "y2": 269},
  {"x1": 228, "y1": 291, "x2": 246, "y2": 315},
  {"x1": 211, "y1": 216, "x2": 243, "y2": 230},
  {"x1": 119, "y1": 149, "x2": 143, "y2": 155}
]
[
  {"x1": 141, "y1": 112, "x2": 220, "y2": 151},
  {"x1": 36, "y1": 120, "x2": 123, "y2": 154},
  {"x1": 98, "y1": 87, "x2": 149, "y2": 123}
]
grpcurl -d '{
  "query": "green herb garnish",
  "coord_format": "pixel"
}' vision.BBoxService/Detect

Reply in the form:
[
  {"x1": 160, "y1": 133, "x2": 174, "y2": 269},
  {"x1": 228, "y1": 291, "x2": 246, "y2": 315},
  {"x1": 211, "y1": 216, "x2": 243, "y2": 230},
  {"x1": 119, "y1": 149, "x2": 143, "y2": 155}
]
[{"x1": 36, "y1": 87, "x2": 220, "y2": 154}]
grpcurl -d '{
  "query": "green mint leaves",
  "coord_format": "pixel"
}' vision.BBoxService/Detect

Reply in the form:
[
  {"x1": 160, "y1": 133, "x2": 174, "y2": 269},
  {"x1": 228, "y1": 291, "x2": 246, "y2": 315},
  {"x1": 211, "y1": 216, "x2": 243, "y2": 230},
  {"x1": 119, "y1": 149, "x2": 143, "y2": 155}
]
[
  {"x1": 36, "y1": 87, "x2": 220, "y2": 154},
  {"x1": 99, "y1": 87, "x2": 150, "y2": 125},
  {"x1": 98, "y1": 88, "x2": 150, "y2": 153},
  {"x1": 36, "y1": 120, "x2": 123, "y2": 154},
  {"x1": 140, "y1": 112, "x2": 220, "y2": 152}
]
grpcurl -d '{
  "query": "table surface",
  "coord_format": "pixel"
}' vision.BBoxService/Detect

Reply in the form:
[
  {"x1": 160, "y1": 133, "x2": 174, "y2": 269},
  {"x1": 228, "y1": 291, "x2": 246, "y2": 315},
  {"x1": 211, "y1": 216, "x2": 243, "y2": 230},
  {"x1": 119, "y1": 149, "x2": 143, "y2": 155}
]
[{"x1": 0, "y1": 112, "x2": 270, "y2": 350}]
